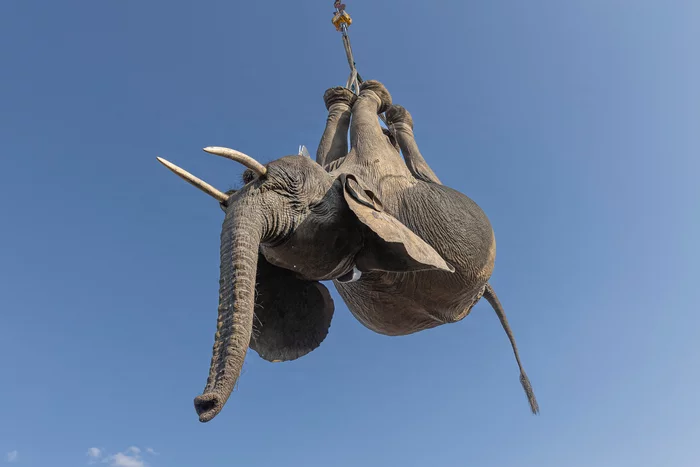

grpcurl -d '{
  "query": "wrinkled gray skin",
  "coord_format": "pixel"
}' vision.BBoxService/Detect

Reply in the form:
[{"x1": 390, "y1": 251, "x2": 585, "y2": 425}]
[{"x1": 187, "y1": 80, "x2": 539, "y2": 423}]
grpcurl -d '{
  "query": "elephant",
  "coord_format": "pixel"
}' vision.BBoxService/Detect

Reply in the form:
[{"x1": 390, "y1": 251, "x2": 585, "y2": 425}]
[{"x1": 157, "y1": 79, "x2": 539, "y2": 423}]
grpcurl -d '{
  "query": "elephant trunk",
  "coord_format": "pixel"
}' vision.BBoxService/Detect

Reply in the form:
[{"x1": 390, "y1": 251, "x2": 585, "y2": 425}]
[{"x1": 193, "y1": 206, "x2": 263, "y2": 423}]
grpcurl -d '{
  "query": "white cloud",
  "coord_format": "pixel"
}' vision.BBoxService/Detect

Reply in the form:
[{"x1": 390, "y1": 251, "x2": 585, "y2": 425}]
[
  {"x1": 86, "y1": 447, "x2": 103, "y2": 465},
  {"x1": 110, "y1": 452, "x2": 145, "y2": 467},
  {"x1": 6, "y1": 451, "x2": 18, "y2": 463},
  {"x1": 84, "y1": 446, "x2": 154, "y2": 467}
]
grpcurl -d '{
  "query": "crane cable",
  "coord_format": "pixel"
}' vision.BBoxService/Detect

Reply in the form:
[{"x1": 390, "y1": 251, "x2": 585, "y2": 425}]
[
  {"x1": 300, "y1": 1, "x2": 389, "y2": 158},
  {"x1": 331, "y1": 1, "x2": 390, "y2": 127}
]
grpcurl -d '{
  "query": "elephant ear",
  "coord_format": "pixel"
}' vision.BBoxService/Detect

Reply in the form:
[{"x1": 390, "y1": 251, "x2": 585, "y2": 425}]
[
  {"x1": 249, "y1": 253, "x2": 335, "y2": 363},
  {"x1": 340, "y1": 174, "x2": 454, "y2": 273}
]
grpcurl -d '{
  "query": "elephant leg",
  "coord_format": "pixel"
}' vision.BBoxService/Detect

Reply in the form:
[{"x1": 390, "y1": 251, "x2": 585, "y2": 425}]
[
  {"x1": 385, "y1": 105, "x2": 442, "y2": 184},
  {"x1": 349, "y1": 80, "x2": 394, "y2": 156},
  {"x1": 382, "y1": 128, "x2": 401, "y2": 153},
  {"x1": 316, "y1": 87, "x2": 356, "y2": 168}
]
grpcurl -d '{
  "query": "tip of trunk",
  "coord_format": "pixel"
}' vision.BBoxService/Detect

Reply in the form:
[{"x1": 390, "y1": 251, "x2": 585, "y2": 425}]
[{"x1": 194, "y1": 392, "x2": 225, "y2": 423}]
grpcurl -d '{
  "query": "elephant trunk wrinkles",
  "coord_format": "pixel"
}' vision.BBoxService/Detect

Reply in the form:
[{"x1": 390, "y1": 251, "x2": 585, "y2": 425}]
[{"x1": 193, "y1": 208, "x2": 263, "y2": 423}]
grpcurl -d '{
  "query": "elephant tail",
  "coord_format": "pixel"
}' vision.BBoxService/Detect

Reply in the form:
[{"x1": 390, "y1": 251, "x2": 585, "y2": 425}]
[{"x1": 483, "y1": 283, "x2": 540, "y2": 414}]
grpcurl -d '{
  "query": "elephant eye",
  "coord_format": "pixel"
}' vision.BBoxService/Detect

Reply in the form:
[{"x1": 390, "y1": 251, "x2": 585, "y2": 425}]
[{"x1": 242, "y1": 169, "x2": 256, "y2": 184}]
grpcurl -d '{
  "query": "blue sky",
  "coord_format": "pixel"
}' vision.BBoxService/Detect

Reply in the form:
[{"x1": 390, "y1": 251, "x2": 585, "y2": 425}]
[{"x1": 1, "y1": 1, "x2": 698, "y2": 466}]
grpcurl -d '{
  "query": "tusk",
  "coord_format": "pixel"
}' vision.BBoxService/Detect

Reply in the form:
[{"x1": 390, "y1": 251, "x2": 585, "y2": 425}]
[
  {"x1": 203, "y1": 146, "x2": 267, "y2": 177},
  {"x1": 156, "y1": 157, "x2": 229, "y2": 203}
]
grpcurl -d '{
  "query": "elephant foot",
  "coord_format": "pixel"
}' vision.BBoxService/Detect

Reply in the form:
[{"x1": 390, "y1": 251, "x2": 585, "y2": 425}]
[
  {"x1": 385, "y1": 104, "x2": 414, "y2": 130},
  {"x1": 359, "y1": 80, "x2": 392, "y2": 114},
  {"x1": 323, "y1": 86, "x2": 357, "y2": 111}
]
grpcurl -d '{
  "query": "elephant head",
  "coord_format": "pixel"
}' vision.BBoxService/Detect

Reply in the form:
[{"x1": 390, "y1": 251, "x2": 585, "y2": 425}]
[{"x1": 157, "y1": 147, "x2": 453, "y2": 422}]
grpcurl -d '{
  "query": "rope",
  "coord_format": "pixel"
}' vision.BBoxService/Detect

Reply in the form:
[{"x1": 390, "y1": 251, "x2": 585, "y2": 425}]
[{"x1": 333, "y1": 2, "x2": 390, "y2": 128}]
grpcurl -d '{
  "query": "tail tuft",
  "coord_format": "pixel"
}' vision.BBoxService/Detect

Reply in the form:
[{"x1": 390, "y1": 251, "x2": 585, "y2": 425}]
[{"x1": 520, "y1": 373, "x2": 540, "y2": 414}]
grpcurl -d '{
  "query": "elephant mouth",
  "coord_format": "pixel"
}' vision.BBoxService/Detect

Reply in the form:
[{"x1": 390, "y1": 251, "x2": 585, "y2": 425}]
[{"x1": 336, "y1": 265, "x2": 362, "y2": 283}]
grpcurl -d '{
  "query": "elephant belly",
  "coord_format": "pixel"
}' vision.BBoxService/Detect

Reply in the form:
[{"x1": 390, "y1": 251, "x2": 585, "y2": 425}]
[
  {"x1": 334, "y1": 270, "x2": 485, "y2": 336},
  {"x1": 334, "y1": 182, "x2": 497, "y2": 335}
]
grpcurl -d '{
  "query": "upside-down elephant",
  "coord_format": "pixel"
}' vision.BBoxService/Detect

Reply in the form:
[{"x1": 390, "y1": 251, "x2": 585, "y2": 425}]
[{"x1": 157, "y1": 79, "x2": 539, "y2": 423}]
